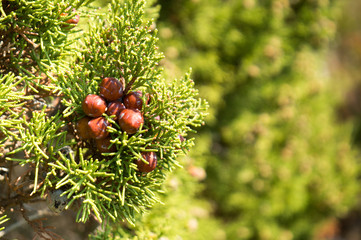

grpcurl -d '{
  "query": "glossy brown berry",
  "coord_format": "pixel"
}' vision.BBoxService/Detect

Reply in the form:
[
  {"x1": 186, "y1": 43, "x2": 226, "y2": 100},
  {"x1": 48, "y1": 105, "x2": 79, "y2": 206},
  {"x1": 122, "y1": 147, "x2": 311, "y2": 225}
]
[
  {"x1": 118, "y1": 109, "x2": 144, "y2": 134},
  {"x1": 99, "y1": 77, "x2": 124, "y2": 101},
  {"x1": 136, "y1": 152, "x2": 157, "y2": 173},
  {"x1": 76, "y1": 117, "x2": 92, "y2": 139},
  {"x1": 106, "y1": 100, "x2": 126, "y2": 120},
  {"x1": 123, "y1": 91, "x2": 143, "y2": 110},
  {"x1": 66, "y1": 14, "x2": 80, "y2": 24},
  {"x1": 82, "y1": 94, "x2": 107, "y2": 117},
  {"x1": 96, "y1": 137, "x2": 116, "y2": 153},
  {"x1": 88, "y1": 117, "x2": 111, "y2": 139},
  {"x1": 60, "y1": 9, "x2": 80, "y2": 25}
]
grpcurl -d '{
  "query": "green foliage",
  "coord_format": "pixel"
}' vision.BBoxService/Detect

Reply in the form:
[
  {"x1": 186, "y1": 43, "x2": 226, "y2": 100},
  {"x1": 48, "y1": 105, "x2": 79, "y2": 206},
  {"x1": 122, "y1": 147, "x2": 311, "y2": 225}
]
[
  {"x1": 59, "y1": 0, "x2": 164, "y2": 117},
  {"x1": 7, "y1": 111, "x2": 69, "y2": 195},
  {"x1": 0, "y1": 0, "x2": 90, "y2": 78},
  {"x1": 39, "y1": 0, "x2": 206, "y2": 224},
  {"x1": 0, "y1": 73, "x2": 27, "y2": 116},
  {"x1": 157, "y1": 0, "x2": 360, "y2": 239},
  {"x1": 89, "y1": 167, "x2": 223, "y2": 240},
  {"x1": 0, "y1": 73, "x2": 31, "y2": 149},
  {"x1": 158, "y1": 0, "x2": 341, "y2": 125},
  {"x1": 213, "y1": 55, "x2": 359, "y2": 239},
  {"x1": 0, "y1": 214, "x2": 9, "y2": 231}
]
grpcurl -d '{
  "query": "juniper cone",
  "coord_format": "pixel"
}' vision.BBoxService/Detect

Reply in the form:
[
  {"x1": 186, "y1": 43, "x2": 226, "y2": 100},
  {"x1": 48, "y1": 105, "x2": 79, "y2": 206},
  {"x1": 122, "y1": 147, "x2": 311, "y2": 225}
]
[
  {"x1": 82, "y1": 94, "x2": 107, "y2": 117},
  {"x1": 136, "y1": 152, "x2": 158, "y2": 173},
  {"x1": 88, "y1": 117, "x2": 111, "y2": 140},
  {"x1": 95, "y1": 137, "x2": 116, "y2": 153},
  {"x1": 99, "y1": 77, "x2": 124, "y2": 101},
  {"x1": 106, "y1": 100, "x2": 126, "y2": 120},
  {"x1": 118, "y1": 108, "x2": 144, "y2": 134},
  {"x1": 123, "y1": 91, "x2": 143, "y2": 110},
  {"x1": 76, "y1": 116, "x2": 92, "y2": 140}
]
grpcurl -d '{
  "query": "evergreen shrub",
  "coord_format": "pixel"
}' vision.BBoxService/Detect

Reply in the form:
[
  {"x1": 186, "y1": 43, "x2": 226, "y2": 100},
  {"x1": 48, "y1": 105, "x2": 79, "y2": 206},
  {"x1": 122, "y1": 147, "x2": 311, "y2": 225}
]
[{"x1": 0, "y1": 0, "x2": 209, "y2": 238}]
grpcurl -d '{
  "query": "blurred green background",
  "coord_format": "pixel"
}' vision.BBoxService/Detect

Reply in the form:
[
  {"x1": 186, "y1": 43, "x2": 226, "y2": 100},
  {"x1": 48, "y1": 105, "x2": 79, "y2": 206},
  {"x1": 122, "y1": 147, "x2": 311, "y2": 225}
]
[
  {"x1": 152, "y1": 0, "x2": 361, "y2": 239},
  {"x1": 98, "y1": 0, "x2": 361, "y2": 239}
]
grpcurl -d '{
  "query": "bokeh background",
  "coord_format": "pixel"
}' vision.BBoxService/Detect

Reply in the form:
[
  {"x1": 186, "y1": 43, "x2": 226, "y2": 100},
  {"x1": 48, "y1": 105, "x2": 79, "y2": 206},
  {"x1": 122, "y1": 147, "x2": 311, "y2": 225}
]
[
  {"x1": 154, "y1": 0, "x2": 361, "y2": 239},
  {"x1": 4, "y1": 0, "x2": 361, "y2": 239}
]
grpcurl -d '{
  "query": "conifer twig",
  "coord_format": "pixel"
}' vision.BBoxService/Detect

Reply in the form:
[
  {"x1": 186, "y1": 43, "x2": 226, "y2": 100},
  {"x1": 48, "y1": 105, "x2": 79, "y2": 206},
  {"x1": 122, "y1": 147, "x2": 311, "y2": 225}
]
[
  {"x1": 13, "y1": 26, "x2": 40, "y2": 49},
  {"x1": 124, "y1": 76, "x2": 137, "y2": 94}
]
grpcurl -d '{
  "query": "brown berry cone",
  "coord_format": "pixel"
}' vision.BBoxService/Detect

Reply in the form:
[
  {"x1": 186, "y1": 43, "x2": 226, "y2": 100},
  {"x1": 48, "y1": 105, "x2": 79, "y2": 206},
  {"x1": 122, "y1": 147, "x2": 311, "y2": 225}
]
[
  {"x1": 60, "y1": 8, "x2": 80, "y2": 27},
  {"x1": 82, "y1": 94, "x2": 107, "y2": 117},
  {"x1": 136, "y1": 152, "x2": 158, "y2": 173},
  {"x1": 123, "y1": 91, "x2": 143, "y2": 110},
  {"x1": 118, "y1": 109, "x2": 144, "y2": 134},
  {"x1": 106, "y1": 100, "x2": 126, "y2": 121},
  {"x1": 96, "y1": 137, "x2": 116, "y2": 153},
  {"x1": 76, "y1": 117, "x2": 92, "y2": 139},
  {"x1": 66, "y1": 14, "x2": 80, "y2": 24},
  {"x1": 99, "y1": 77, "x2": 124, "y2": 101},
  {"x1": 88, "y1": 117, "x2": 111, "y2": 139}
]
